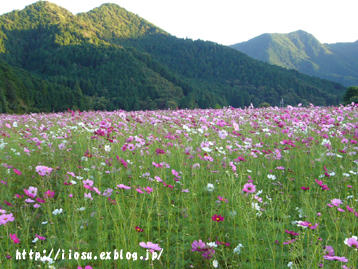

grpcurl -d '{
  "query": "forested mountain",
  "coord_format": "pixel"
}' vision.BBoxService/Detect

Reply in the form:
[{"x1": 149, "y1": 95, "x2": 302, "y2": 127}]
[
  {"x1": 0, "y1": 59, "x2": 84, "y2": 113},
  {"x1": 230, "y1": 30, "x2": 358, "y2": 87},
  {"x1": 0, "y1": 2, "x2": 347, "y2": 113}
]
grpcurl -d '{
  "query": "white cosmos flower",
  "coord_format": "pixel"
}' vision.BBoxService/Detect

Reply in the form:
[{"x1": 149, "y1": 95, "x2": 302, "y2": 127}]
[
  {"x1": 207, "y1": 242, "x2": 218, "y2": 248},
  {"x1": 233, "y1": 244, "x2": 244, "y2": 254},
  {"x1": 206, "y1": 183, "x2": 215, "y2": 192},
  {"x1": 40, "y1": 256, "x2": 54, "y2": 264},
  {"x1": 104, "y1": 145, "x2": 111, "y2": 152},
  {"x1": 213, "y1": 259, "x2": 219, "y2": 268},
  {"x1": 52, "y1": 208, "x2": 63, "y2": 215}
]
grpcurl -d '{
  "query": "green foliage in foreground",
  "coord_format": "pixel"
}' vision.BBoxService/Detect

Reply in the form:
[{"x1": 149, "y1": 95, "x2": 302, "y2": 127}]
[{"x1": 342, "y1": 86, "x2": 358, "y2": 105}]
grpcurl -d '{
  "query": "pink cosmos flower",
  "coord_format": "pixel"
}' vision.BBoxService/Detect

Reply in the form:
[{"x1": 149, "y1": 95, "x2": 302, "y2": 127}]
[
  {"x1": 35, "y1": 165, "x2": 53, "y2": 176},
  {"x1": 13, "y1": 168, "x2": 22, "y2": 175},
  {"x1": 35, "y1": 234, "x2": 46, "y2": 240},
  {"x1": 163, "y1": 182, "x2": 173, "y2": 189},
  {"x1": 323, "y1": 245, "x2": 334, "y2": 256},
  {"x1": 36, "y1": 198, "x2": 45, "y2": 203},
  {"x1": 344, "y1": 236, "x2": 358, "y2": 250},
  {"x1": 9, "y1": 233, "x2": 20, "y2": 244},
  {"x1": 283, "y1": 239, "x2": 296, "y2": 244},
  {"x1": 218, "y1": 196, "x2": 228, "y2": 203},
  {"x1": 144, "y1": 187, "x2": 153, "y2": 194},
  {"x1": 284, "y1": 230, "x2": 300, "y2": 236},
  {"x1": 117, "y1": 184, "x2": 131, "y2": 189},
  {"x1": 297, "y1": 221, "x2": 318, "y2": 229},
  {"x1": 127, "y1": 144, "x2": 135, "y2": 151},
  {"x1": 84, "y1": 193, "x2": 93, "y2": 201},
  {"x1": 83, "y1": 185, "x2": 94, "y2": 191},
  {"x1": 347, "y1": 205, "x2": 354, "y2": 212},
  {"x1": 323, "y1": 255, "x2": 348, "y2": 262},
  {"x1": 276, "y1": 166, "x2": 285, "y2": 170},
  {"x1": 315, "y1": 179, "x2": 330, "y2": 190},
  {"x1": 78, "y1": 266, "x2": 93, "y2": 269},
  {"x1": 93, "y1": 187, "x2": 101, "y2": 195},
  {"x1": 152, "y1": 162, "x2": 163, "y2": 168},
  {"x1": 337, "y1": 208, "x2": 345, "y2": 212},
  {"x1": 191, "y1": 240, "x2": 206, "y2": 251},
  {"x1": 4, "y1": 200, "x2": 13, "y2": 206},
  {"x1": 33, "y1": 204, "x2": 40, "y2": 208},
  {"x1": 242, "y1": 183, "x2": 256, "y2": 193},
  {"x1": 301, "y1": 186, "x2": 310, "y2": 191},
  {"x1": 150, "y1": 176, "x2": 161, "y2": 183},
  {"x1": 24, "y1": 187, "x2": 38, "y2": 198},
  {"x1": 0, "y1": 213, "x2": 15, "y2": 225},
  {"x1": 171, "y1": 169, "x2": 181, "y2": 178},
  {"x1": 44, "y1": 190, "x2": 54, "y2": 198},
  {"x1": 136, "y1": 188, "x2": 144, "y2": 194},
  {"x1": 139, "y1": 242, "x2": 162, "y2": 253},
  {"x1": 82, "y1": 179, "x2": 94, "y2": 187},
  {"x1": 331, "y1": 199, "x2": 343, "y2": 207}
]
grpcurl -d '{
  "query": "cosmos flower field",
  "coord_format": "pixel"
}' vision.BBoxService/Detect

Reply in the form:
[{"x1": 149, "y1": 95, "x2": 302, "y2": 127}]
[{"x1": 1, "y1": 104, "x2": 358, "y2": 269}]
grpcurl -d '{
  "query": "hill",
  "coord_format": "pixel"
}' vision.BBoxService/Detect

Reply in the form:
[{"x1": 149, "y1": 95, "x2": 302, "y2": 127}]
[
  {"x1": 0, "y1": 2, "x2": 347, "y2": 113},
  {"x1": 230, "y1": 30, "x2": 358, "y2": 87}
]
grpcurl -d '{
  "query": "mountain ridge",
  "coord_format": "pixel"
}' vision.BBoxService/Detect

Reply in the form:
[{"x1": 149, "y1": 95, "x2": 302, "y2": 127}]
[
  {"x1": 0, "y1": 2, "x2": 347, "y2": 113},
  {"x1": 230, "y1": 30, "x2": 358, "y2": 87}
]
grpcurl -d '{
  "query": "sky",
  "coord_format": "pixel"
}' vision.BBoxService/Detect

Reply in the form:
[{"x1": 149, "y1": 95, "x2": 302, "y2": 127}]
[{"x1": 0, "y1": 0, "x2": 357, "y2": 46}]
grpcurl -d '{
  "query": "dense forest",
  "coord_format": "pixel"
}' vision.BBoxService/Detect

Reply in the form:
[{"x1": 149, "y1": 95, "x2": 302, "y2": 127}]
[{"x1": 0, "y1": 1, "x2": 346, "y2": 113}]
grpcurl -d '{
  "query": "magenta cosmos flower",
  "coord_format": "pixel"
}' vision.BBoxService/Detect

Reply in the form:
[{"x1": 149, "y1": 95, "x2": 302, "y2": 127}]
[
  {"x1": 242, "y1": 183, "x2": 256, "y2": 193},
  {"x1": 284, "y1": 230, "x2": 300, "y2": 236},
  {"x1": 35, "y1": 234, "x2": 46, "y2": 240},
  {"x1": 212, "y1": 214, "x2": 224, "y2": 222},
  {"x1": 344, "y1": 236, "x2": 358, "y2": 250},
  {"x1": 9, "y1": 234, "x2": 20, "y2": 244}
]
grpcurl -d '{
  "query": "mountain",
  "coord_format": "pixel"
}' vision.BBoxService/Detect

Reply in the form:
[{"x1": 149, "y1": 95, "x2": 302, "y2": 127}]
[
  {"x1": 230, "y1": 30, "x2": 358, "y2": 87},
  {"x1": 0, "y1": 59, "x2": 84, "y2": 113},
  {"x1": 0, "y1": 2, "x2": 346, "y2": 113}
]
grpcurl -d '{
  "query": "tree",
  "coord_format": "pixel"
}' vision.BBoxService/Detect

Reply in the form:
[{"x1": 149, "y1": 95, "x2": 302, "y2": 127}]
[{"x1": 342, "y1": 86, "x2": 358, "y2": 105}]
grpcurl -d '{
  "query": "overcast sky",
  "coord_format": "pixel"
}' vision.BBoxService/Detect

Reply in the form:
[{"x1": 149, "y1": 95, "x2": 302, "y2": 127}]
[{"x1": 1, "y1": 0, "x2": 357, "y2": 45}]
